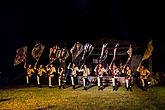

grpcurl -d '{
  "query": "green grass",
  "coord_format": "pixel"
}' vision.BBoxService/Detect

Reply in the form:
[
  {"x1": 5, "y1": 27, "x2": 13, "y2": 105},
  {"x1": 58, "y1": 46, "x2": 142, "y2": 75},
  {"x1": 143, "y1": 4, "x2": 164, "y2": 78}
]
[{"x1": 0, "y1": 85, "x2": 165, "y2": 110}]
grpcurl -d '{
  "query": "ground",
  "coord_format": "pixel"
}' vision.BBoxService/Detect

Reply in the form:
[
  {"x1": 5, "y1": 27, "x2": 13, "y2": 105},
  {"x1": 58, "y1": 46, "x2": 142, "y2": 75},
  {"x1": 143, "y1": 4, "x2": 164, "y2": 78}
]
[{"x1": 0, "y1": 85, "x2": 165, "y2": 110}]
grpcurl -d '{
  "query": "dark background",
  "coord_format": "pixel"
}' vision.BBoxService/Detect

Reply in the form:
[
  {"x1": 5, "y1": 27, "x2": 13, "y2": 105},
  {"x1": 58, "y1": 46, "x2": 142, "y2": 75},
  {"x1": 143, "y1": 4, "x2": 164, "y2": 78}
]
[{"x1": 0, "y1": 1, "x2": 164, "y2": 76}]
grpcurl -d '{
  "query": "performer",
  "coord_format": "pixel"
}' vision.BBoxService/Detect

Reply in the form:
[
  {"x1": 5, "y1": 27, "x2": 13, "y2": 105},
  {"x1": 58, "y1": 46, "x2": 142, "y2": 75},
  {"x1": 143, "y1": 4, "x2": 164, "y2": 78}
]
[
  {"x1": 125, "y1": 66, "x2": 133, "y2": 91},
  {"x1": 137, "y1": 65, "x2": 151, "y2": 91},
  {"x1": 68, "y1": 63, "x2": 79, "y2": 89},
  {"x1": 80, "y1": 64, "x2": 90, "y2": 90},
  {"x1": 64, "y1": 63, "x2": 72, "y2": 85},
  {"x1": 46, "y1": 64, "x2": 56, "y2": 88},
  {"x1": 58, "y1": 66, "x2": 65, "y2": 89},
  {"x1": 118, "y1": 62, "x2": 125, "y2": 77},
  {"x1": 34, "y1": 64, "x2": 47, "y2": 88},
  {"x1": 109, "y1": 63, "x2": 119, "y2": 91},
  {"x1": 24, "y1": 63, "x2": 35, "y2": 87},
  {"x1": 94, "y1": 63, "x2": 106, "y2": 91}
]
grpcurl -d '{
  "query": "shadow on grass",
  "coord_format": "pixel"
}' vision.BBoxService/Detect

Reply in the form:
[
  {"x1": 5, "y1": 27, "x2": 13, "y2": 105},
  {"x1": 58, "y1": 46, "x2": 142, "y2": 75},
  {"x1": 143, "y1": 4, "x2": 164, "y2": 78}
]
[
  {"x1": 87, "y1": 84, "x2": 96, "y2": 90},
  {"x1": 102, "y1": 85, "x2": 109, "y2": 90},
  {"x1": 64, "y1": 85, "x2": 72, "y2": 89},
  {"x1": 0, "y1": 98, "x2": 11, "y2": 102},
  {"x1": 76, "y1": 85, "x2": 83, "y2": 89},
  {"x1": 35, "y1": 105, "x2": 55, "y2": 110}
]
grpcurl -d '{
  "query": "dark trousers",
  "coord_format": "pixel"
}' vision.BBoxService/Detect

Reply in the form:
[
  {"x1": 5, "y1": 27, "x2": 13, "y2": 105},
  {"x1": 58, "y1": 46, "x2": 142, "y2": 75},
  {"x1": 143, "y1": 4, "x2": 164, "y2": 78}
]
[
  {"x1": 54, "y1": 73, "x2": 58, "y2": 85},
  {"x1": 65, "y1": 69, "x2": 71, "y2": 85}
]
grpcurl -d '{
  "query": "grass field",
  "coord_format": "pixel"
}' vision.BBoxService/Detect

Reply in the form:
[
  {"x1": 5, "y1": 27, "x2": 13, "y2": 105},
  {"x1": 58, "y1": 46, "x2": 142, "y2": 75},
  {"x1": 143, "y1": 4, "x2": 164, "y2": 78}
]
[{"x1": 0, "y1": 85, "x2": 165, "y2": 110}]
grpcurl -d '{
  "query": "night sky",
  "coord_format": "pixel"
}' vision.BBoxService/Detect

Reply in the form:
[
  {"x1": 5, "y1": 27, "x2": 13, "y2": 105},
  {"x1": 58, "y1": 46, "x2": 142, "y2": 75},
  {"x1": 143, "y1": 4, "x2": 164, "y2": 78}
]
[{"x1": 0, "y1": 1, "x2": 164, "y2": 74}]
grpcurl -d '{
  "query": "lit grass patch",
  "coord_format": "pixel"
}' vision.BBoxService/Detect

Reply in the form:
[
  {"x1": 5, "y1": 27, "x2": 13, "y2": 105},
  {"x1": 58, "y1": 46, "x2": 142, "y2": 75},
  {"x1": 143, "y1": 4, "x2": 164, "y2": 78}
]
[{"x1": 0, "y1": 86, "x2": 165, "y2": 110}]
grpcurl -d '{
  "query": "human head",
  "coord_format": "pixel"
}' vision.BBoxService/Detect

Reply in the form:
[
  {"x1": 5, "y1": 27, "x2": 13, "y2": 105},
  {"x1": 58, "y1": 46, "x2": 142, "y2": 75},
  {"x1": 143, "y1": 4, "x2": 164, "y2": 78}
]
[
  {"x1": 39, "y1": 65, "x2": 43, "y2": 68},
  {"x1": 72, "y1": 63, "x2": 76, "y2": 67},
  {"x1": 50, "y1": 64, "x2": 53, "y2": 67},
  {"x1": 28, "y1": 64, "x2": 32, "y2": 68},
  {"x1": 112, "y1": 63, "x2": 117, "y2": 69},
  {"x1": 84, "y1": 64, "x2": 87, "y2": 68},
  {"x1": 60, "y1": 66, "x2": 64, "y2": 70},
  {"x1": 126, "y1": 66, "x2": 130, "y2": 71},
  {"x1": 140, "y1": 65, "x2": 144, "y2": 69},
  {"x1": 127, "y1": 69, "x2": 131, "y2": 74},
  {"x1": 98, "y1": 63, "x2": 102, "y2": 68}
]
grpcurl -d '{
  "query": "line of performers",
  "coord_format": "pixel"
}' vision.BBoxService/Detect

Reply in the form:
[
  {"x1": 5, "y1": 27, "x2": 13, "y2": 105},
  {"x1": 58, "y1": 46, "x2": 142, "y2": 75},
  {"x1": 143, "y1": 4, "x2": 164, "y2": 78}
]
[{"x1": 24, "y1": 62, "x2": 151, "y2": 91}]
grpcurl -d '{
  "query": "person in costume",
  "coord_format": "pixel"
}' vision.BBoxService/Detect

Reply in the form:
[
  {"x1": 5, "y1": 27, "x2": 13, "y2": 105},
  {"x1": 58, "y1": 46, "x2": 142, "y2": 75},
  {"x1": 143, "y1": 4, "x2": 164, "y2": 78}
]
[
  {"x1": 24, "y1": 63, "x2": 35, "y2": 87},
  {"x1": 46, "y1": 64, "x2": 56, "y2": 87}
]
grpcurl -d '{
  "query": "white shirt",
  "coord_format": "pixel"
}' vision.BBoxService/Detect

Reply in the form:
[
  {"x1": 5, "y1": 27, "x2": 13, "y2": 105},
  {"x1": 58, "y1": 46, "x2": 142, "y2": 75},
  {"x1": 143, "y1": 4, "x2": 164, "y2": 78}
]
[{"x1": 80, "y1": 68, "x2": 90, "y2": 77}]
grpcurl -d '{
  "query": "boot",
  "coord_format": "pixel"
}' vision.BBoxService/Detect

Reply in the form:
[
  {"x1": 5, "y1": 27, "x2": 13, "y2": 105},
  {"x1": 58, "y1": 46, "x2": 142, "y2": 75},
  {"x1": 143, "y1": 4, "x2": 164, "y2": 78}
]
[
  {"x1": 63, "y1": 85, "x2": 65, "y2": 89},
  {"x1": 127, "y1": 88, "x2": 128, "y2": 91},
  {"x1": 144, "y1": 87, "x2": 147, "y2": 91},
  {"x1": 39, "y1": 84, "x2": 42, "y2": 88},
  {"x1": 26, "y1": 83, "x2": 30, "y2": 87},
  {"x1": 130, "y1": 87, "x2": 132, "y2": 91},
  {"x1": 113, "y1": 86, "x2": 115, "y2": 91},
  {"x1": 115, "y1": 86, "x2": 118, "y2": 91},
  {"x1": 100, "y1": 86, "x2": 103, "y2": 91},
  {"x1": 84, "y1": 87, "x2": 87, "y2": 90},
  {"x1": 59, "y1": 86, "x2": 61, "y2": 89},
  {"x1": 49, "y1": 85, "x2": 53, "y2": 88},
  {"x1": 98, "y1": 86, "x2": 101, "y2": 91},
  {"x1": 72, "y1": 85, "x2": 75, "y2": 89}
]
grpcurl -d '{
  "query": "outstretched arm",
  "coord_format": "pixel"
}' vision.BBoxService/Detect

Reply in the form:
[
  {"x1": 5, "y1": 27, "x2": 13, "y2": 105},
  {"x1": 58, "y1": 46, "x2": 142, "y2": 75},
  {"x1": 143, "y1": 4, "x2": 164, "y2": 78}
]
[
  {"x1": 67, "y1": 63, "x2": 71, "y2": 69},
  {"x1": 88, "y1": 68, "x2": 90, "y2": 75},
  {"x1": 94, "y1": 65, "x2": 98, "y2": 72},
  {"x1": 137, "y1": 66, "x2": 140, "y2": 72},
  {"x1": 146, "y1": 69, "x2": 151, "y2": 78},
  {"x1": 54, "y1": 67, "x2": 57, "y2": 73},
  {"x1": 34, "y1": 65, "x2": 37, "y2": 70},
  {"x1": 58, "y1": 67, "x2": 60, "y2": 74},
  {"x1": 43, "y1": 69, "x2": 47, "y2": 73},
  {"x1": 24, "y1": 62, "x2": 26, "y2": 69},
  {"x1": 46, "y1": 65, "x2": 49, "y2": 71}
]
